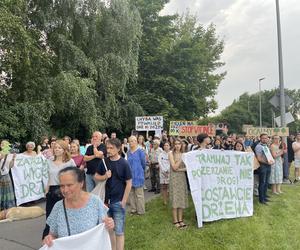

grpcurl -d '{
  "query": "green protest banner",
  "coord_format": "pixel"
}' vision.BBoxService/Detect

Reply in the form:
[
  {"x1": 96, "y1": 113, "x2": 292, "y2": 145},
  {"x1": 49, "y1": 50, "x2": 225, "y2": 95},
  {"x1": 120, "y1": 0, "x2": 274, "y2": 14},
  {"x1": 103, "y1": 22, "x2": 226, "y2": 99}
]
[
  {"x1": 183, "y1": 150, "x2": 254, "y2": 228},
  {"x1": 11, "y1": 154, "x2": 49, "y2": 206}
]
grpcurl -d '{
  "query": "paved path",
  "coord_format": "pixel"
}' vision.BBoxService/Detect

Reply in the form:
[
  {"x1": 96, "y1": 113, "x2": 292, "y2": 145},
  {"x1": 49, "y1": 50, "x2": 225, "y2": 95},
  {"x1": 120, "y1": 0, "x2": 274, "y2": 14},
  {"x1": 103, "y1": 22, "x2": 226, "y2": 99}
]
[{"x1": 0, "y1": 180, "x2": 158, "y2": 250}]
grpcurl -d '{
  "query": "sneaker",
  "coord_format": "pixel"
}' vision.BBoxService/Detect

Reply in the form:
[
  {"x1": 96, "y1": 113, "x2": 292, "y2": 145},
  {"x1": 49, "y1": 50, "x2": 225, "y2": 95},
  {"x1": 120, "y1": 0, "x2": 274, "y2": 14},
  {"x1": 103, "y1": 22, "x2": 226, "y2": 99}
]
[
  {"x1": 293, "y1": 179, "x2": 299, "y2": 184},
  {"x1": 282, "y1": 178, "x2": 291, "y2": 184}
]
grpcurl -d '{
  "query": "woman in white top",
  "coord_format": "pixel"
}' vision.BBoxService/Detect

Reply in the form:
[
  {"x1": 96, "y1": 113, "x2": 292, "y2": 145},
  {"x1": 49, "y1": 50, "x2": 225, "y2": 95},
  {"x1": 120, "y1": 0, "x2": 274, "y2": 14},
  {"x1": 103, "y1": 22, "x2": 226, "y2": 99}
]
[
  {"x1": 23, "y1": 141, "x2": 37, "y2": 156},
  {"x1": 158, "y1": 141, "x2": 171, "y2": 205},
  {"x1": 42, "y1": 140, "x2": 76, "y2": 239}
]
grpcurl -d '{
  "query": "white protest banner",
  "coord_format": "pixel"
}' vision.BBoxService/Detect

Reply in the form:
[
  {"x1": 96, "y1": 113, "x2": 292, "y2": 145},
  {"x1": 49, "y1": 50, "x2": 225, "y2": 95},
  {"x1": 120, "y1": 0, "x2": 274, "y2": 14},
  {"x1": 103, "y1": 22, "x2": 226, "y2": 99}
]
[
  {"x1": 169, "y1": 121, "x2": 197, "y2": 136},
  {"x1": 183, "y1": 149, "x2": 254, "y2": 228},
  {"x1": 135, "y1": 116, "x2": 163, "y2": 131},
  {"x1": 39, "y1": 223, "x2": 111, "y2": 250},
  {"x1": 12, "y1": 154, "x2": 49, "y2": 206},
  {"x1": 246, "y1": 127, "x2": 289, "y2": 137}
]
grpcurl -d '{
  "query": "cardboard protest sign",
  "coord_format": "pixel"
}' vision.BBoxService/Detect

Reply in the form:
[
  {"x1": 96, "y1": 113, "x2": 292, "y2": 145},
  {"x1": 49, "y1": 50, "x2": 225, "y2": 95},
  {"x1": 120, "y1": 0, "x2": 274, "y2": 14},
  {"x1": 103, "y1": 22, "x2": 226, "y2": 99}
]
[
  {"x1": 183, "y1": 149, "x2": 254, "y2": 228},
  {"x1": 246, "y1": 127, "x2": 289, "y2": 137},
  {"x1": 169, "y1": 121, "x2": 197, "y2": 136},
  {"x1": 11, "y1": 154, "x2": 49, "y2": 206},
  {"x1": 179, "y1": 125, "x2": 216, "y2": 137},
  {"x1": 135, "y1": 116, "x2": 163, "y2": 131}
]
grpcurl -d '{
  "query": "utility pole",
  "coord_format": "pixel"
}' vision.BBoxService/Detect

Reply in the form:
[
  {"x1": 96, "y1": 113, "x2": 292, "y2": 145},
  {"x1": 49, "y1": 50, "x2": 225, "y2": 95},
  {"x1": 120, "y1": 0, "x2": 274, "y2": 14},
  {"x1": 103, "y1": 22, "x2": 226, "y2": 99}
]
[{"x1": 275, "y1": 0, "x2": 289, "y2": 182}]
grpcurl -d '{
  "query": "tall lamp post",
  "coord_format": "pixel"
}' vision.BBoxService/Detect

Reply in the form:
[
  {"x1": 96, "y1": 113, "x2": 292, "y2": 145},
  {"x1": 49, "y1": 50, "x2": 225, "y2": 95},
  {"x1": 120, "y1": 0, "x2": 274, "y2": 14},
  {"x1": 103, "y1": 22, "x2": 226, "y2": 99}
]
[
  {"x1": 275, "y1": 0, "x2": 289, "y2": 181},
  {"x1": 259, "y1": 77, "x2": 265, "y2": 127}
]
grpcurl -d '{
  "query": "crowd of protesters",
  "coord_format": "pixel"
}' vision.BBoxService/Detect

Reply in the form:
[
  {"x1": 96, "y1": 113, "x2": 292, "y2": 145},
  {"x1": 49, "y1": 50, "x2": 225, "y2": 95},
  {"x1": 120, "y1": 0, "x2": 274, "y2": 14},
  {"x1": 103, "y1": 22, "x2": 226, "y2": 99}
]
[{"x1": 1, "y1": 130, "x2": 300, "y2": 249}]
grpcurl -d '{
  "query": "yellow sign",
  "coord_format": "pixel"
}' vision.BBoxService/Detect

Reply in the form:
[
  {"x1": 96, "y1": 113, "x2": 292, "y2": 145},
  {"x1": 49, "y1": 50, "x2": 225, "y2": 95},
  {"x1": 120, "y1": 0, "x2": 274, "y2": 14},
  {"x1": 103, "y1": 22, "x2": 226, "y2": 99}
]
[
  {"x1": 246, "y1": 127, "x2": 289, "y2": 137},
  {"x1": 169, "y1": 121, "x2": 197, "y2": 136}
]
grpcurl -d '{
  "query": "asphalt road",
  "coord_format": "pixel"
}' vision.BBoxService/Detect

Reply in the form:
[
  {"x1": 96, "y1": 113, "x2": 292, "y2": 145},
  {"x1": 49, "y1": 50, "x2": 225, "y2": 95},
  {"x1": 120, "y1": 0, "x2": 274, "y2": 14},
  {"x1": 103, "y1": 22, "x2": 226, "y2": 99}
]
[{"x1": 0, "y1": 180, "x2": 157, "y2": 250}]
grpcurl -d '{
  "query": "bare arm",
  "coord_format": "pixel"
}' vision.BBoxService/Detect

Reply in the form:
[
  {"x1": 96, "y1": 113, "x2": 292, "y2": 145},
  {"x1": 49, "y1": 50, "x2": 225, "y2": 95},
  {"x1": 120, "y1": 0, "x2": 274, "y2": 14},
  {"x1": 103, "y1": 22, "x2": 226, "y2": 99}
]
[
  {"x1": 84, "y1": 154, "x2": 96, "y2": 162},
  {"x1": 121, "y1": 179, "x2": 132, "y2": 208},
  {"x1": 292, "y1": 142, "x2": 300, "y2": 153},
  {"x1": 256, "y1": 154, "x2": 269, "y2": 165},
  {"x1": 8, "y1": 154, "x2": 16, "y2": 169},
  {"x1": 94, "y1": 170, "x2": 111, "y2": 181},
  {"x1": 168, "y1": 152, "x2": 181, "y2": 171},
  {"x1": 270, "y1": 145, "x2": 283, "y2": 158}
]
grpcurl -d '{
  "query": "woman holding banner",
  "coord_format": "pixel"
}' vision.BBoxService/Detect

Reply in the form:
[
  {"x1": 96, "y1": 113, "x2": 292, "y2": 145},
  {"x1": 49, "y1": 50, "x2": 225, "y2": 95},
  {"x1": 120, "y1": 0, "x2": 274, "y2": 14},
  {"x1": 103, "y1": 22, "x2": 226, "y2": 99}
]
[
  {"x1": 168, "y1": 139, "x2": 188, "y2": 229},
  {"x1": 23, "y1": 141, "x2": 37, "y2": 156},
  {"x1": 43, "y1": 167, "x2": 114, "y2": 247},
  {"x1": 42, "y1": 140, "x2": 76, "y2": 239},
  {"x1": 0, "y1": 140, "x2": 16, "y2": 212}
]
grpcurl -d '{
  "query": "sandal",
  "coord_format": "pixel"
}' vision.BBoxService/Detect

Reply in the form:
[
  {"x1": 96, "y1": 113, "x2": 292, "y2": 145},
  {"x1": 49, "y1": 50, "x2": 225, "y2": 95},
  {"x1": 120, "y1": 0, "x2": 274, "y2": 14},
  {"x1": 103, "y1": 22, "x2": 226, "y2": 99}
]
[
  {"x1": 173, "y1": 221, "x2": 181, "y2": 228},
  {"x1": 178, "y1": 221, "x2": 188, "y2": 229}
]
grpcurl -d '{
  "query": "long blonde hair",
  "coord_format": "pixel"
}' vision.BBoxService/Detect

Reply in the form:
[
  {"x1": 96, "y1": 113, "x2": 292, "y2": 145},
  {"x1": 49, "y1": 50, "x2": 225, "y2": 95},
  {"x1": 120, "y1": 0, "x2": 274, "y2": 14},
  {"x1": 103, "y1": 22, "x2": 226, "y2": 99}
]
[{"x1": 54, "y1": 140, "x2": 71, "y2": 162}]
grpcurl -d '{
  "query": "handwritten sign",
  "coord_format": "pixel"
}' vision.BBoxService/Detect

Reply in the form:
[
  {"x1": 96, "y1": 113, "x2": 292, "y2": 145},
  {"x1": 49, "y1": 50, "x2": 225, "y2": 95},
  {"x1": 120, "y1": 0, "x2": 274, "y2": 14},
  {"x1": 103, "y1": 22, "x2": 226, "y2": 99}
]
[
  {"x1": 179, "y1": 125, "x2": 216, "y2": 137},
  {"x1": 135, "y1": 116, "x2": 163, "y2": 131},
  {"x1": 246, "y1": 127, "x2": 289, "y2": 137},
  {"x1": 183, "y1": 150, "x2": 254, "y2": 228},
  {"x1": 12, "y1": 154, "x2": 49, "y2": 206},
  {"x1": 169, "y1": 121, "x2": 197, "y2": 136}
]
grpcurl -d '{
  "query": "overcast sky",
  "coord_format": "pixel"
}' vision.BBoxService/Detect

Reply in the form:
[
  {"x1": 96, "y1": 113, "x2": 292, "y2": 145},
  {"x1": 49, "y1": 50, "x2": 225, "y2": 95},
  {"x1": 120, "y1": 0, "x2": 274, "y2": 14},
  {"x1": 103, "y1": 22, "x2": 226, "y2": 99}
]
[{"x1": 161, "y1": 0, "x2": 300, "y2": 114}]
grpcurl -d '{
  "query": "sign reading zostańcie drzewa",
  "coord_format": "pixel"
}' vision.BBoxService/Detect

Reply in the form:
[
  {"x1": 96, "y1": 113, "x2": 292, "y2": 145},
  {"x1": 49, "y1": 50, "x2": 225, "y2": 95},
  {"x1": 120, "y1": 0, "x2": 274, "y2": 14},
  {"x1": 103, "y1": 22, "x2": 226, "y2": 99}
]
[{"x1": 183, "y1": 149, "x2": 254, "y2": 228}]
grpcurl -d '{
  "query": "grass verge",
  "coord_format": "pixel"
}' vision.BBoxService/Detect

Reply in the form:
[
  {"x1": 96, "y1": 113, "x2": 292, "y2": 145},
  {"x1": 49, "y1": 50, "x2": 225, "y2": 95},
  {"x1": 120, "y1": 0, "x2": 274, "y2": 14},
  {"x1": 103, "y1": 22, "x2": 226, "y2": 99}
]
[{"x1": 126, "y1": 184, "x2": 300, "y2": 250}]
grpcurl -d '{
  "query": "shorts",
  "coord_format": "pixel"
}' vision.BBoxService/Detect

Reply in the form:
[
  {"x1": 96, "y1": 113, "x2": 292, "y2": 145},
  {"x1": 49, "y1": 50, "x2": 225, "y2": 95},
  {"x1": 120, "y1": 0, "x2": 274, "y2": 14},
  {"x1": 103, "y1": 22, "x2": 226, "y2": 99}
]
[
  {"x1": 108, "y1": 201, "x2": 126, "y2": 236},
  {"x1": 294, "y1": 156, "x2": 300, "y2": 168}
]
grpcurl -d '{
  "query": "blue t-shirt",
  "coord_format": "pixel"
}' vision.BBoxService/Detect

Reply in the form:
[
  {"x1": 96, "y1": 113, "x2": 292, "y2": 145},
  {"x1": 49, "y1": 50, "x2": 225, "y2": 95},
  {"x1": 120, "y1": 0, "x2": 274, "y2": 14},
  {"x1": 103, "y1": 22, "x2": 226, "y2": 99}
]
[
  {"x1": 96, "y1": 157, "x2": 132, "y2": 204},
  {"x1": 47, "y1": 194, "x2": 108, "y2": 238}
]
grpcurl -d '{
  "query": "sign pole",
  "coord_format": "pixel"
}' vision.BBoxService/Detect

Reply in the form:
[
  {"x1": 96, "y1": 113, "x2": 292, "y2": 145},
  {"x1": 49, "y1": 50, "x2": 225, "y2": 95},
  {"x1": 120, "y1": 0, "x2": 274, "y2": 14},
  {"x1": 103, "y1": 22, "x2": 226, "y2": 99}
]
[{"x1": 275, "y1": 0, "x2": 289, "y2": 181}]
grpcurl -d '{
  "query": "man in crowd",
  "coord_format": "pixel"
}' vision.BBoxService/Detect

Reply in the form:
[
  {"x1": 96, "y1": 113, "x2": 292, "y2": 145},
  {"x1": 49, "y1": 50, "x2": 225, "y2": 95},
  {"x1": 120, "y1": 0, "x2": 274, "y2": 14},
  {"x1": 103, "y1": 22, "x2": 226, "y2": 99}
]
[
  {"x1": 111, "y1": 132, "x2": 117, "y2": 139},
  {"x1": 255, "y1": 133, "x2": 274, "y2": 204},
  {"x1": 148, "y1": 139, "x2": 163, "y2": 194},
  {"x1": 223, "y1": 136, "x2": 234, "y2": 150},
  {"x1": 95, "y1": 138, "x2": 132, "y2": 250},
  {"x1": 292, "y1": 133, "x2": 300, "y2": 183},
  {"x1": 84, "y1": 131, "x2": 106, "y2": 192},
  {"x1": 284, "y1": 134, "x2": 295, "y2": 183}
]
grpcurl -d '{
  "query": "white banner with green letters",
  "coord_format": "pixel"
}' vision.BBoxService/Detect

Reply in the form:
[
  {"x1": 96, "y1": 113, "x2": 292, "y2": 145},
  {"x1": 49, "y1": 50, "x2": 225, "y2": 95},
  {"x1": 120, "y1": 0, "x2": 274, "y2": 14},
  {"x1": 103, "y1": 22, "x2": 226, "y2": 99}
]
[{"x1": 183, "y1": 149, "x2": 254, "y2": 228}]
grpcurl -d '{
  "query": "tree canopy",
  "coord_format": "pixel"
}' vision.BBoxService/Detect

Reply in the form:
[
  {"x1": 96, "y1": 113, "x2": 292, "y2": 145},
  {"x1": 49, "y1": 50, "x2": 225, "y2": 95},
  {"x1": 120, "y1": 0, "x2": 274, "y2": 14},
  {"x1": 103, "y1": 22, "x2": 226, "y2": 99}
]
[{"x1": 0, "y1": 0, "x2": 225, "y2": 142}]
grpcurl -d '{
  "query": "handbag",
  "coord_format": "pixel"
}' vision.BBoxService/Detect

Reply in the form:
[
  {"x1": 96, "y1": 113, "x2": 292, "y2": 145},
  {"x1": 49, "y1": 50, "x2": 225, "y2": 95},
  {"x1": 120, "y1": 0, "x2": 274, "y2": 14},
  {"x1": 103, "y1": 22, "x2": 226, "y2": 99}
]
[{"x1": 91, "y1": 159, "x2": 108, "y2": 202}]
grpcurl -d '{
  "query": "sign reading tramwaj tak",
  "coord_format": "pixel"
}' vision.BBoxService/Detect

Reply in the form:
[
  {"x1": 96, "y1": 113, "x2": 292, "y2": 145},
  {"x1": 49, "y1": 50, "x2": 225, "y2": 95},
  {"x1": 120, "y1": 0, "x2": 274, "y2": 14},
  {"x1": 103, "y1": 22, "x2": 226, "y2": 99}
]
[
  {"x1": 183, "y1": 150, "x2": 254, "y2": 228},
  {"x1": 246, "y1": 127, "x2": 289, "y2": 137},
  {"x1": 11, "y1": 154, "x2": 49, "y2": 206},
  {"x1": 135, "y1": 116, "x2": 163, "y2": 131}
]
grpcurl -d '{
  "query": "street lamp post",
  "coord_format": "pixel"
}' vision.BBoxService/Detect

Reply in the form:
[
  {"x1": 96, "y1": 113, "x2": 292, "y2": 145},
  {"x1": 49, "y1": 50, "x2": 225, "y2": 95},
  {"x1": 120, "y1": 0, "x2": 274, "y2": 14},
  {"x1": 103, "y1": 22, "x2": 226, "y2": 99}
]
[{"x1": 259, "y1": 77, "x2": 265, "y2": 127}]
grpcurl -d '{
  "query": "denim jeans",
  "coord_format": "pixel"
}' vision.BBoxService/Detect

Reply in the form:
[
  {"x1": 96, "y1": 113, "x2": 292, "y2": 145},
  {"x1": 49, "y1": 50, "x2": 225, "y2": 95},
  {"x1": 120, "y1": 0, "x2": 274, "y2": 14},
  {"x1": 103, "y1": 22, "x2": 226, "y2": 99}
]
[
  {"x1": 85, "y1": 174, "x2": 95, "y2": 192},
  {"x1": 258, "y1": 164, "x2": 271, "y2": 202},
  {"x1": 108, "y1": 201, "x2": 126, "y2": 236}
]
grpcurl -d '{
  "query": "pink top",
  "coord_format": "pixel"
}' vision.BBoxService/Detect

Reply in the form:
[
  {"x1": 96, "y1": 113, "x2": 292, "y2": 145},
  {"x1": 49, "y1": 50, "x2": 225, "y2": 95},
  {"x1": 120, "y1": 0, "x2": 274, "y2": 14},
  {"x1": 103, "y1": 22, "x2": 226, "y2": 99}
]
[{"x1": 71, "y1": 155, "x2": 85, "y2": 168}]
